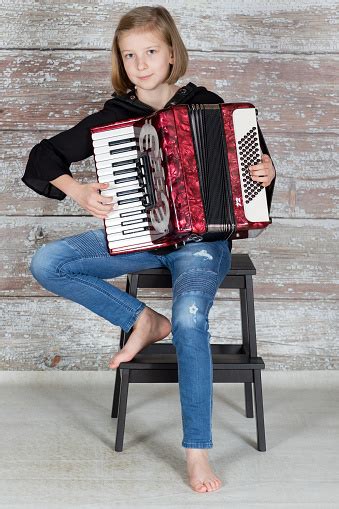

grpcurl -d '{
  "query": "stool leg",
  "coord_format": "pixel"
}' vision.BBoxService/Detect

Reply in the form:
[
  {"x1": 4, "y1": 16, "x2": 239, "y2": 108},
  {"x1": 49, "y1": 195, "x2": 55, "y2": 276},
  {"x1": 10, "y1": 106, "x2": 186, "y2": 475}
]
[
  {"x1": 240, "y1": 287, "x2": 254, "y2": 417},
  {"x1": 111, "y1": 368, "x2": 121, "y2": 418},
  {"x1": 244, "y1": 276, "x2": 258, "y2": 358},
  {"x1": 111, "y1": 327, "x2": 131, "y2": 418},
  {"x1": 244, "y1": 382, "x2": 254, "y2": 418},
  {"x1": 253, "y1": 370, "x2": 266, "y2": 451},
  {"x1": 115, "y1": 368, "x2": 130, "y2": 452},
  {"x1": 112, "y1": 274, "x2": 135, "y2": 418}
]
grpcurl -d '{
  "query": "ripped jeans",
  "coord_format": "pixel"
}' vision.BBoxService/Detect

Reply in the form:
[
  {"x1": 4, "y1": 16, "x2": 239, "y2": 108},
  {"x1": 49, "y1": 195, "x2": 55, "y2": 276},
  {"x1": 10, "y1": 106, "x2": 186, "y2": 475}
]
[{"x1": 30, "y1": 228, "x2": 232, "y2": 448}]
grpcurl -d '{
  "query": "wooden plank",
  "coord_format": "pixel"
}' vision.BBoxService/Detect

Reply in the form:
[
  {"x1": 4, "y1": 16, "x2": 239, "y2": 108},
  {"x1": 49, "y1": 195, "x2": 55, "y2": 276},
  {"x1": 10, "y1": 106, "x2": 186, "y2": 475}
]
[
  {"x1": 1, "y1": 0, "x2": 338, "y2": 53},
  {"x1": 3, "y1": 130, "x2": 338, "y2": 219},
  {"x1": 0, "y1": 216, "x2": 337, "y2": 299},
  {"x1": 0, "y1": 297, "x2": 337, "y2": 370},
  {"x1": 1, "y1": 50, "x2": 338, "y2": 133}
]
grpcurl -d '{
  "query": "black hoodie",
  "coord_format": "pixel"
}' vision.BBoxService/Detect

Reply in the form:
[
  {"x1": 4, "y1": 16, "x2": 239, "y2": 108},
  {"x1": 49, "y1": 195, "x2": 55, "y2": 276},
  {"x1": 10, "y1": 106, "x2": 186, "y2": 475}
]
[{"x1": 22, "y1": 81, "x2": 276, "y2": 252}]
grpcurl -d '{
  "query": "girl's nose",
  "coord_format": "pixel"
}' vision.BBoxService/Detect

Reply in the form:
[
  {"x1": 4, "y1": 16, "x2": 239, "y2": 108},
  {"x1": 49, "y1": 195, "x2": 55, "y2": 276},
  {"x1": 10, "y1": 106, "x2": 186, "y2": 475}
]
[{"x1": 136, "y1": 59, "x2": 147, "y2": 71}]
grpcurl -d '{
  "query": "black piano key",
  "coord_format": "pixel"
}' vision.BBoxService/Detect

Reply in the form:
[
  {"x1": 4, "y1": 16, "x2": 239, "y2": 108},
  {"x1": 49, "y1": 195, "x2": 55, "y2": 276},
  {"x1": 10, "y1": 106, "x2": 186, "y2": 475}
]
[
  {"x1": 109, "y1": 145, "x2": 139, "y2": 155},
  {"x1": 115, "y1": 176, "x2": 139, "y2": 185},
  {"x1": 122, "y1": 226, "x2": 149, "y2": 236},
  {"x1": 117, "y1": 197, "x2": 142, "y2": 206},
  {"x1": 108, "y1": 137, "x2": 137, "y2": 146},
  {"x1": 120, "y1": 209, "x2": 145, "y2": 218},
  {"x1": 111, "y1": 158, "x2": 138, "y2": 167},
  {"x1": 113, "y1": 167, "x2": 138, "y2": 176},
  {"x1": 121, "y1": 217, "x2": 147, "y2": 226},
  {"x1": 116, "y1": 188, "x2": 141, "y2": 197}
]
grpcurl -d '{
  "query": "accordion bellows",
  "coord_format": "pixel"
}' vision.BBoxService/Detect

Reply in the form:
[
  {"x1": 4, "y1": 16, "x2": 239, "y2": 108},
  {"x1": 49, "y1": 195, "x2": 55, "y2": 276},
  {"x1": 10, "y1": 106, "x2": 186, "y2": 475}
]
[{"x1": 91, "y1": 103, "x2": 272, "y2": 255}]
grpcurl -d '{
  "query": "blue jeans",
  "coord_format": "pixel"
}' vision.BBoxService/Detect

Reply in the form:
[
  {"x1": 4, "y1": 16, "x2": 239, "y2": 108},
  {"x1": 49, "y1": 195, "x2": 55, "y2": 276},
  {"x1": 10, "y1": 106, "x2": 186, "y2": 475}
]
[{"x1": 30, "y1": 228, "x2": 232, "y2": 449}]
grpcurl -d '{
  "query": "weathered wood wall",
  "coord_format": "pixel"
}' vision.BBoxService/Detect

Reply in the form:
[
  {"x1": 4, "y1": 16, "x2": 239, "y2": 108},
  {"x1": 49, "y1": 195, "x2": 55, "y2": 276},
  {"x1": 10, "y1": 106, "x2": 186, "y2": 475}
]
[{"x1": 1, "y1": 0, "x2": 338, "y2": 370}]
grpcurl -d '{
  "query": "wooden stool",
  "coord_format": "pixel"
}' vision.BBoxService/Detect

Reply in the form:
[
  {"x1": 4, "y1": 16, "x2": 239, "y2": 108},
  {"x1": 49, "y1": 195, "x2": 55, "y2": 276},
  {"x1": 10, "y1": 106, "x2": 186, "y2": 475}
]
[{"x1": 111, "y1": 253, "x2": 266, "y2": 452}]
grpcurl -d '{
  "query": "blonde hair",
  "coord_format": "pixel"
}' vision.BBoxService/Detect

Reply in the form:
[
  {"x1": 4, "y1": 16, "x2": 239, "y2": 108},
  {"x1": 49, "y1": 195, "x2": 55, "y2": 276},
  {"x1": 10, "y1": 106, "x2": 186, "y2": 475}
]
[{"x1": 111, "y1": 6, "x2": 188, "y2": 95}]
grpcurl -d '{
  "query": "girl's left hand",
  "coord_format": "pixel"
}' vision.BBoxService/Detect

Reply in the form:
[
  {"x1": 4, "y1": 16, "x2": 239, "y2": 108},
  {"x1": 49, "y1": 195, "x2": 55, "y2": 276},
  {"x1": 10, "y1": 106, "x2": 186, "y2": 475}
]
[{"x1": 249, "y1": 154, "x2": 276, "y2": 187}]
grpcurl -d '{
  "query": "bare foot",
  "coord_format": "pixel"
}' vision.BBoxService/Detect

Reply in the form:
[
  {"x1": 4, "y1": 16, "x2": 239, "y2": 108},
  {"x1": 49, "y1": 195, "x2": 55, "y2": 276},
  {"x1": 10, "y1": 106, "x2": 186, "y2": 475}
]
[
  {"x1": 185, "y1": 448, "x2": 222, "y2": 493},
  {"x1": 109, "y1": 306, "x2": 171, "y2": 369}
]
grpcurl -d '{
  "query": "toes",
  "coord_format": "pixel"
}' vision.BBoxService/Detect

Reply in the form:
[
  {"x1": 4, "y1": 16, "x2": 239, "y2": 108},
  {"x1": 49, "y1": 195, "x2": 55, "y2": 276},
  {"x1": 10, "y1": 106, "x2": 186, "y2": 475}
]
[
  {"x1": 192, "y1": 481, "x2": 207, "y2": 492},
  {"x1": 203, "y1": 479, "x2": 221, "y2": 491},
  {"x1": 203, "y1": 480, "x2": 213, "y2": 491}
]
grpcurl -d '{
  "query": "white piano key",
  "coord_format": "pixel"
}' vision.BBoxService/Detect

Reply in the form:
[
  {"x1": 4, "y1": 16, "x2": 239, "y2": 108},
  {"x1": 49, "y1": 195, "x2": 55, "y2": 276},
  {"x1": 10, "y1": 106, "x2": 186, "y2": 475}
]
[
  {"x1": 98, "y1": 173, "x2": 140, "y2": 187},
  {"x1": 97, "y1": 162, "x2": 137, "y2": 177},
  {"x1": 113, "y1": 180, "x2": 142, "y2": 191},
  {"x1": 98, "y1": 175, "x2": 139, "y2": 185},
  {"x1": 112, "y1": 162, "x2": 139, "y2": 173},
  {"x1": 107, "y1": 227, "x2": 150, "y2": 242},
  {"x1": 105, "y1": 211, "x2": 147, "y2": 227},
  {"x1": 103, "y1": 196, "x2": 145, "y2": 210},
  {"x1": 96, "y1": 157, "x2": 138, "y2": 170},
  {"x1": 100, "y1": 169, "x2": 139, "y2": 180},
  {"x1": 100, "y1": 188, "x2": 143, "y2": 200},
  {"x1": 94, "y1": 148, "x2": 139, "y2": 163},
  {"x1": 108, "y1": 232, "x2": 164, "y2": 250},
  {"x1": 92, "y1": 125, "x2": 138, "y2": 141},
  {"x1": 106, "y1": 217, "x2": 148, "y2": 235},
  {"x1": 93, "y1": 134, "x2": 137, "y2": 149},
  {"x1": 105, "y1": 204, "x2": 146, "y2": 222}
]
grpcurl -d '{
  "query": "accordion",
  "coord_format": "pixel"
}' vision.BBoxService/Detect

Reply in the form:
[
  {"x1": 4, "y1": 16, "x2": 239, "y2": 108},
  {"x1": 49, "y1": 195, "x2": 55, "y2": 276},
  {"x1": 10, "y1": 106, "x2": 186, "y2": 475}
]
[{"x1": 90, "y1": 103, "x2": 273, "y2": 255}]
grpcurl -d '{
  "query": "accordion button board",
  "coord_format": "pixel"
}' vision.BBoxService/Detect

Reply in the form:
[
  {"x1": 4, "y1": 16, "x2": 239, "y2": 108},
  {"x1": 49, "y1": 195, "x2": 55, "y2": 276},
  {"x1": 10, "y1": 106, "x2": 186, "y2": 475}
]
[{"x1": 233, "y1": 107, "x2": 269, "y2": 223}]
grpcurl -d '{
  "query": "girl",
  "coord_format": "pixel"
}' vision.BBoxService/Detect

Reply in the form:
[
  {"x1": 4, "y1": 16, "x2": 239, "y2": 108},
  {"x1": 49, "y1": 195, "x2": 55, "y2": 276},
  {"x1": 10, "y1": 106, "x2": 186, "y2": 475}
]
[{"x1": 22, "y1": 5, "x2": 276, "y2": 493}]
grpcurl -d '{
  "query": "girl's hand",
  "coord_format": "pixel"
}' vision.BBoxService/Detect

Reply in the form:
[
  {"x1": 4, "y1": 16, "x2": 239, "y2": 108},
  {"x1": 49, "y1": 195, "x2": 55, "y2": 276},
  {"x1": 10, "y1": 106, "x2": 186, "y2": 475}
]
[
  {"x1": 249, "y1": 154, "x2": 276, "y2": 187},
  {"x1": 70, "y1": 182, "x2": 115, "y2": 219}
]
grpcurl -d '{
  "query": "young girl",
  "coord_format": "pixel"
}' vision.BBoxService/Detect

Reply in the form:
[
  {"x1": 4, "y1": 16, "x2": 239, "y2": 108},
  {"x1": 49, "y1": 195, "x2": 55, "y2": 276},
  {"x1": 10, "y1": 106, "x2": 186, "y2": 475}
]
[{"x1": 22, "y1": 6, "x2": 276, "y2": 493}]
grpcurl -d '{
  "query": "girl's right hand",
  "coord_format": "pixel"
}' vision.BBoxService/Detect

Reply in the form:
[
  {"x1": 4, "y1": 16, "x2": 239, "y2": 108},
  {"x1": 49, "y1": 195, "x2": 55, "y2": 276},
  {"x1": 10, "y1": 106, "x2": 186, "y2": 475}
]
[{"x1": 71, "y1": 182, "x2": 114, "y2": 219}]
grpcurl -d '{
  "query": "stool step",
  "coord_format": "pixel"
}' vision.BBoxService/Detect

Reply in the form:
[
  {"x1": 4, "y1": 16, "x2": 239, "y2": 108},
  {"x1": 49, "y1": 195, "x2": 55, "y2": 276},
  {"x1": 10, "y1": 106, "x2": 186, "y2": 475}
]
[{"x1": 119, "y1": 354, "x2": 264, "y2": 370}]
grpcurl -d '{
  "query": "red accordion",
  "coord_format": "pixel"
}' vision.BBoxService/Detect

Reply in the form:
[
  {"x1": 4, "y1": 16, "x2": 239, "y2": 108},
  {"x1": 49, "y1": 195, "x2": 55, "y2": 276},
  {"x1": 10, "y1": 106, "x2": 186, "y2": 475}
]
[{"x1": 90, "y1": 103, "x2": 273, "y2": 255}]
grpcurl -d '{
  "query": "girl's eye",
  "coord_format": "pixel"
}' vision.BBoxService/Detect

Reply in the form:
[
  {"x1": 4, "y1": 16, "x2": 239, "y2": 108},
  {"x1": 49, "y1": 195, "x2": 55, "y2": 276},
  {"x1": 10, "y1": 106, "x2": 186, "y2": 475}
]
[
  {"x1": 148, "y1": 49, "x2": 156, "y2": 54},
  {"x1": 124, "y1": 53, "x2": 133, "y2": 59}
]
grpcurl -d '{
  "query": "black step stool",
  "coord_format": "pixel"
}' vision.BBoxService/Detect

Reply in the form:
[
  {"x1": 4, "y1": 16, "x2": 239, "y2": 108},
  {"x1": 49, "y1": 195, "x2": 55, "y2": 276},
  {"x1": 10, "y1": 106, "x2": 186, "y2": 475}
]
[{"x1": 111, "y1": 253, "x2": 266, "y2": 452}]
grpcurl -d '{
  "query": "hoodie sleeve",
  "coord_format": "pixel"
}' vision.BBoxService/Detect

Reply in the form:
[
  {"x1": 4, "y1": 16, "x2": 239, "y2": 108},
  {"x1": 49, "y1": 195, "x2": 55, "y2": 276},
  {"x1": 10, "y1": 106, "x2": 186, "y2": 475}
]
[{"x1": 22, "y1": 98, "x2": 118, "y2": 200}]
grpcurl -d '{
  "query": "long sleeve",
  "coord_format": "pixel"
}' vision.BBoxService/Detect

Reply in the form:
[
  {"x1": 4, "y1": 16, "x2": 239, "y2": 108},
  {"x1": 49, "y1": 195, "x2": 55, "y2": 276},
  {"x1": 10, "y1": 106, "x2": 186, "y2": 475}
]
[{"x1": 22, "y1": 99, "x2": 118, "y2": 200}]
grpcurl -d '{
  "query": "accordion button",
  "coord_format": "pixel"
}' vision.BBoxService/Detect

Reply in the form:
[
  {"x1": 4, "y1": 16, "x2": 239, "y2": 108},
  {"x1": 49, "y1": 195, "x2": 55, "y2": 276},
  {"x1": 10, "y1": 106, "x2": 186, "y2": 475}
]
[
  {"x1": 179, "y1": 88, "x2": 187, "y2": 94},
  {"x1": 130, "y1": 95, "x2": 136, "y2": 100}
]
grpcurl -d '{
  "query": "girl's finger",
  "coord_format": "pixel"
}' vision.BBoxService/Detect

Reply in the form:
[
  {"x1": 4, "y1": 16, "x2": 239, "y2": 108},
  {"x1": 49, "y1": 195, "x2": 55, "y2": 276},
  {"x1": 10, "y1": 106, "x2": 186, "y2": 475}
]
[
  {"x1": 88, "y1": 203, "x2": 113, "y2": 214},
  {"x1": 100, "y1": 196, "x2": 114, "y2": 204},
  {"x1": 249, "y1": 163, "x2": 269, "y2": 173},
  {"x1": 251, "y1": 173, "x2": 267, "y2": 180},
  {"x1": 93, "y1": 209, "x2": 111, "y2": 219}
]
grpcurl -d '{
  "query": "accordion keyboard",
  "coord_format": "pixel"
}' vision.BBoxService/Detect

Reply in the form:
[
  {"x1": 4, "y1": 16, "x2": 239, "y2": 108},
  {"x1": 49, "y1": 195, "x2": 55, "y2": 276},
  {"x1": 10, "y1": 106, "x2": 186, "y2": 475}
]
[{"x1": 92, "y1": 126, "x2": 161, "y2": 250}]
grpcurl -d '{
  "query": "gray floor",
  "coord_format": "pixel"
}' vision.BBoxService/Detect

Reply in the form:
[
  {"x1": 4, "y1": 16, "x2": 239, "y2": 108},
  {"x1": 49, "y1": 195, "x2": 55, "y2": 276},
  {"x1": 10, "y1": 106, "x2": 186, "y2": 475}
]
[{"x1": 0, "y1": 370, "x2": 338, "y2": 508}]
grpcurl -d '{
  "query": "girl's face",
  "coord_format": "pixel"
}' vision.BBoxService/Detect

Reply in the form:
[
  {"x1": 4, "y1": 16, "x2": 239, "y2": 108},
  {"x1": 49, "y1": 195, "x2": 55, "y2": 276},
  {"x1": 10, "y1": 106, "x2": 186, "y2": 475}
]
[{"x1": 118, "y1": 29, "x2": 174, "y2": 91}]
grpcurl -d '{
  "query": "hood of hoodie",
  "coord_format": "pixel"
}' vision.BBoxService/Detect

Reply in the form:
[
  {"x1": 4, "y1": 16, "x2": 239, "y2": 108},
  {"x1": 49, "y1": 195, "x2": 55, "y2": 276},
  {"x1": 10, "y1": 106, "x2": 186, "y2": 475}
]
[{"x1": 108, "y1": 81, "x2": 224, "y2": 119}]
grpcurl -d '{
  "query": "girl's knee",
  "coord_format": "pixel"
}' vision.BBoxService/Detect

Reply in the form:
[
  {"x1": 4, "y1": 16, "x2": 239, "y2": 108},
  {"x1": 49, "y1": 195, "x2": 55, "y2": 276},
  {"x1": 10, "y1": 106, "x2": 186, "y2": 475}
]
[
  {"x1": 30, "y1": 244, "x2": 46, "y2": 279},
  {"x1": 172, "y1": 293, "x2": 210, "y2": 335},
  {"x1": 30, "y1": 241, "x2": 65, "y2": 283}
]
